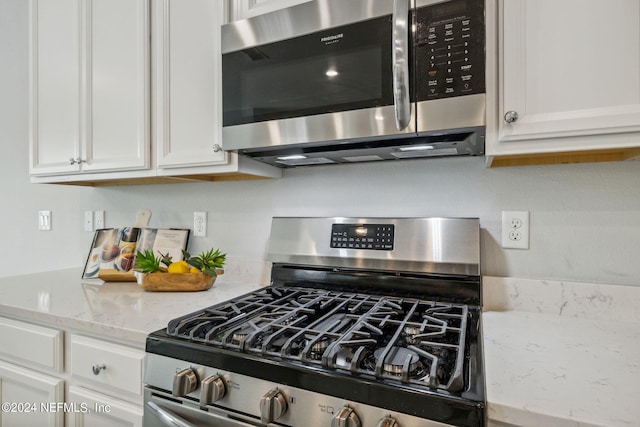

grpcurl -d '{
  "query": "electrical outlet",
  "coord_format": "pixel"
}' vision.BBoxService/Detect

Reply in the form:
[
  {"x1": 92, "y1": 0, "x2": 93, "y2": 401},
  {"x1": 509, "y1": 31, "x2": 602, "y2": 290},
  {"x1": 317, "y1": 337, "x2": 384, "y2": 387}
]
[
  {"x1": 84, "y1": 211, "x2": 94, "y2": 232},
  {"x1": 39, "y1": 210, "x2": 52, "y2": 231},
  {"x1": 501, "y1": 211, "x2": 529, "y2": 249},
  {"x1": 194, "y1": 212, "x2": 207, "y2": 237},
  {"x1": 95, "y1": 210, "x2": 105, "y2": 229}
]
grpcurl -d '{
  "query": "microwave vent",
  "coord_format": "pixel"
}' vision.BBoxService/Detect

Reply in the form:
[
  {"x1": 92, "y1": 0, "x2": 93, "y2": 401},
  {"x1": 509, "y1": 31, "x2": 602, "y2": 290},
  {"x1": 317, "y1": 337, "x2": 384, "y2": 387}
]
[
  {"x1": 342, "y1": 155, "x2": 384, "y2": 163},
  {"x1": 391, "y1": 147, "x2": 459, "y2": 159},
  {"x1": 240, "y1": 129, "x2": 484, "y2": 168},
  {"x1": 275, "y1": 157, "x2": 335, "y2": 167}
]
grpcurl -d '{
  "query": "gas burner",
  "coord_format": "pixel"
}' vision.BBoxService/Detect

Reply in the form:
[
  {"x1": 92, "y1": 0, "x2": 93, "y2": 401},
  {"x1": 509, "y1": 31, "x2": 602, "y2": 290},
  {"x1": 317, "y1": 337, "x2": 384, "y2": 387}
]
[
  {"x1": 231, "y1": 326, "x2": 253, "y2": 345},
  {"x1": 404, "y1": 325, "x2": 421, "y2": 336},
  {"x1": 404, "y1": 325, "x2": 421, "y2": 344},
  {"x1": 231, "y1": 332, "x2": 247, "y2": 344},
  {"x1": 305, "y1": 336, "x2": 330, "y2": 354},
  {"x1": 374, "y1": 347, "x2": 419, "y2": 376}
]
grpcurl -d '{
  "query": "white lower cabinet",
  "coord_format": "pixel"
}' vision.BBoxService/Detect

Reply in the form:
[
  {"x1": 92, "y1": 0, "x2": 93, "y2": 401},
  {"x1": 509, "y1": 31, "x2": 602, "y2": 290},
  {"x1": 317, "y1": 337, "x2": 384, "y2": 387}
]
[
  {"x1": 69, "y1": 334, "x2": 144, "y2": 398},
  {"x1": 0, "y1": 316, "x2": 64, "y2": 372},
  {"x1": 67, "y1": 386, "x2": 143, "y2": 427},
  {"x1": 0, "y1": 316, "x2": 145, "y2": 427},
  {"x1": 67, "y1": 334, "x2": 144, "y2": 427},
  {"x1": 0, "y1": 316, "x2": 65, "y2": 426},
  {"x1": 0, "y1": 361, "x2": 64, "y2": 427}
]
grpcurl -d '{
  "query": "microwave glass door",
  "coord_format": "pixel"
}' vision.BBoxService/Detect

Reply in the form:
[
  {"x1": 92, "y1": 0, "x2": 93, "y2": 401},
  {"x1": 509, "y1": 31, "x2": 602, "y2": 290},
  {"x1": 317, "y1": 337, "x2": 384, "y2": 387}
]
[{"x1": 222, "y1": 15, "x2": 395, "y2": 127}]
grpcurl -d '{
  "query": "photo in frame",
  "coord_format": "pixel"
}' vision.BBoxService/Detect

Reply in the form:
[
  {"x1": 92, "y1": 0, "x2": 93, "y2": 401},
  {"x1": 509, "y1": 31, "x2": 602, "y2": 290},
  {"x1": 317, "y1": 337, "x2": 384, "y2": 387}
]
[{"x1": 82, "y1": 227, "x2": 190, "y2": 280}]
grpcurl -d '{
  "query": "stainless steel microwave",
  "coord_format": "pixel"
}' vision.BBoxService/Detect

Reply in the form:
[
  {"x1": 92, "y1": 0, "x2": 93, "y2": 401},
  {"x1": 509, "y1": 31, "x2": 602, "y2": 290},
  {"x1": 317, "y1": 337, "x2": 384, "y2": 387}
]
[{"x1": 221, "y1": 0, "x2": 486, "y2": 167}]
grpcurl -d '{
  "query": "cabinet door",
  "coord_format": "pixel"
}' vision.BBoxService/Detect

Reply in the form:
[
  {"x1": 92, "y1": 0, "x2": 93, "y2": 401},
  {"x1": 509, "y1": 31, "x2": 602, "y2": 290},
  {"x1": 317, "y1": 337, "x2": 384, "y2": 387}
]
[
  {"x1": 499, "y1": 0, "x2": 640, "y2": 143},
  {"x1": 229, "y1": 0, "x2": 311, "y2": 21},
  {"x1": 0, "y1": 361, "x2": 64, "y2": 427},
  {"x1": 0, "y1": 316, "x2": 63, "y2": 373},
  {"x1": 67, "y1": 386, "x2": 143, "y2": 427},
  {"x1": 28, "y1": 0, "x2": 82, "y2": 175},
  {"x1": 153, "y1": 0, "x2": 227, "y2": 170},
  {"x1": 82, "y1": 0, "x2": 150, "y2": 173}
]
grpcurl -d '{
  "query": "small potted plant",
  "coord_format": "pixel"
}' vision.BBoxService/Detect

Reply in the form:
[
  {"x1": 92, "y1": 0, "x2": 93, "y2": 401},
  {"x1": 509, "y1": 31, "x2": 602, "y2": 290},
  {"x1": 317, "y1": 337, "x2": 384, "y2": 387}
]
[{"x1": 133, "y1": 249, "x2": 225, "y2": 291}]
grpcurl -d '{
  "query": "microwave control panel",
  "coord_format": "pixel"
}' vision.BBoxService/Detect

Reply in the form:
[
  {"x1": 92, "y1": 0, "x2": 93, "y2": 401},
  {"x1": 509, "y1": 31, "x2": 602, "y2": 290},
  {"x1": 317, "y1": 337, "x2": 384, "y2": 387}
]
[
  {"x1": 415, "y1": 0, "x2": 485, "y2": 101},
  {"x1": 330, "y1": 224, "x2": 395, "y2": 251}
]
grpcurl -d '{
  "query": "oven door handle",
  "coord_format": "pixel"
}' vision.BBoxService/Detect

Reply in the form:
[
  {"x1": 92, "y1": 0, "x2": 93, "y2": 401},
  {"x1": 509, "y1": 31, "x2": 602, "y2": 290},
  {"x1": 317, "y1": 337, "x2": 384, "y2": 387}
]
[
  {"x1": 147, "y1": 399, "x2": 259, "y2": 427},
  {"x1": 392, "y1": 0, "x2": 411, "y2": 131},
  {"x1": 146, "y1": 401, "x2": 196, "y2": 427}
]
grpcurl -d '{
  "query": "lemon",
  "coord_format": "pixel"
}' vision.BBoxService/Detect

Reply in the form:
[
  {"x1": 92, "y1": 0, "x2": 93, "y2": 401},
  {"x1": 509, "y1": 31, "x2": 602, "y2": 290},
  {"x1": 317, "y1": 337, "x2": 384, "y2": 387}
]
[
  {"x1": 168, "y1": 260, "x2": 190, "y2": 274},
  {"x1": 189, "y1": 267, "x2": 200, "y2": 273}
]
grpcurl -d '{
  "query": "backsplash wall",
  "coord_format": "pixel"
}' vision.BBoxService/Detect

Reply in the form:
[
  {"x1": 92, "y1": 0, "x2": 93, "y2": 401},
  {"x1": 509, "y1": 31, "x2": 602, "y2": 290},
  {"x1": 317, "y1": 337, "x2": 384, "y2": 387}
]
[
  {"x1": 1, "y1": 0, "x2": 639, "y2": 285},
  {"x1": 86, "y1": 158, "x2": 640, "y2": 287}
]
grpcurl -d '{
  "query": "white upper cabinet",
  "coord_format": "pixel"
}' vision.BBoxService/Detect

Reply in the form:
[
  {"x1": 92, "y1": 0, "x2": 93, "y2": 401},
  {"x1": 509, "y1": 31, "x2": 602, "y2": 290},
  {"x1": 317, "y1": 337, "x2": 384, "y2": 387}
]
[
  {"x1": 229, "y1": 0, "x2": 311, "y2": 21},
  {"x1": 29, "y1": 0, "x2": 81, "y2": 176},
  {"x1": 82, "y1": 0, "x2": 150, "y2": 173},
  {"x1": 153, "y1": 0, "x2": 227, "y2": 170},
  {"x1": 29, "y1": 0, "x2": 280, "y2": 185},
  {"x1": 29, "y1": 0, "x2": 150, "y2": 177},
  {"x1": 487, "y1": 0, "x2": 640, "y2": 165}
]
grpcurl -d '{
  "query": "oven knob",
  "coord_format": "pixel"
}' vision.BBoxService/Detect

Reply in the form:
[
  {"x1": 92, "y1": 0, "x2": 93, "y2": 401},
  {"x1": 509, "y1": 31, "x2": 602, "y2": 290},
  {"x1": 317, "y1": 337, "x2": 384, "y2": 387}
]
[
  {"x1": 332, "y1": 406, "x2": 361, "y2": 427},
  {"x1": 376, "y1": 415, "x2": 400, "y2": 427},
  {"x1": 259, "y1": 388, "x2": 288, "y2": 424},
  {"x1": 200, "y1": 374, "x2": 226, "y2": 406},
  {"x1": 172, "y1": 368, "x2": 198, "y2": 397}
]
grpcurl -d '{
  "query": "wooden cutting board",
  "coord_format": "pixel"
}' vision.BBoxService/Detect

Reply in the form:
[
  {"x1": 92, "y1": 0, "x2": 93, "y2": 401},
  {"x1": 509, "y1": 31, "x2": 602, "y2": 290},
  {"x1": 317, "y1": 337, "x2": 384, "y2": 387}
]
[{"x1": 98, "y1": 269, "x2": 137, "y2": 282}]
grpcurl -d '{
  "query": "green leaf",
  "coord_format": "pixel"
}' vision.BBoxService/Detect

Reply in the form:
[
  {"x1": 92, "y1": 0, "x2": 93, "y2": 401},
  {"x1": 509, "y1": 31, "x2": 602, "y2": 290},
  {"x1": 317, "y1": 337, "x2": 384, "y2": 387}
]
[
  {"x1": 134, "y1": 250, "x2": 161, "y2": 273},
  {"x1": 181, "y1": 248, "x2": 226, "y2": 276}
]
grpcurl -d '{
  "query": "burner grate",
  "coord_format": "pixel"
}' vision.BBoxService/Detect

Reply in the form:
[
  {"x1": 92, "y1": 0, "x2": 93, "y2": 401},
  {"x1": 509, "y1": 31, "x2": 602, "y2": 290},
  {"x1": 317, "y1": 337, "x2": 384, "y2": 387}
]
[{"x1": 166, "y1": 287, "x2": 469, "y2": 393}]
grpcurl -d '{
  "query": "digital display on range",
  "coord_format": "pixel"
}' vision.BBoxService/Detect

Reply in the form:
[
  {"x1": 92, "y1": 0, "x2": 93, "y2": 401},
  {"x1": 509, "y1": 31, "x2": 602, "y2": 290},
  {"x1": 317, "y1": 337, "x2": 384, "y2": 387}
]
[{"x1": 330, "y1": 224, "x2": 394, "y2": 250}]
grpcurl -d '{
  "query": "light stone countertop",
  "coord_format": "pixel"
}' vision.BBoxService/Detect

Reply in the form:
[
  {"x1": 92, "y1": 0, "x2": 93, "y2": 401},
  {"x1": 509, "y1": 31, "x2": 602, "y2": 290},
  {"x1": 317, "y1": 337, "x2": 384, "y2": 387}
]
[
  {"x1": 0, "y1": 260, "x2": 269, "y2": 347},
  {"x1": 483, "y1": 277, "x2": 640, "y2": 427},
  {"x1": 2, "y1": 267, "x2": 638, "y2": 426}
]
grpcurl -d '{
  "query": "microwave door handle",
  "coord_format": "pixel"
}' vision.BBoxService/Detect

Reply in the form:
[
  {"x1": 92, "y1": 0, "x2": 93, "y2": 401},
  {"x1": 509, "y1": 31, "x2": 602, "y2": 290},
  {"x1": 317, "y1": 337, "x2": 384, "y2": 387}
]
[{"x1": 392, "y1": 0, "x2": 411, "y2": 131}]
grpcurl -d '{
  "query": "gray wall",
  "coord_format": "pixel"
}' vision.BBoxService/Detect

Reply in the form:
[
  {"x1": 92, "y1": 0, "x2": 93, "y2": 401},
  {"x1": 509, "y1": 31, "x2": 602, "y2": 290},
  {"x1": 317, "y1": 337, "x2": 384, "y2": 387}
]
[{"x1": 1, "y1": 0, "x2": 639, "y2": 285}]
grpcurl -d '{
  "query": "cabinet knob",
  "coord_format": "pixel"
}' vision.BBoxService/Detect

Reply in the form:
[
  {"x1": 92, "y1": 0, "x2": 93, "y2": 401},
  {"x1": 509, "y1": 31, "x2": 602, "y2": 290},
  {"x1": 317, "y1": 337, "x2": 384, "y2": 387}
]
[
  {"x1": 92, "y1": 364, "x2": 106, "y2": 375},
  {"x1": 213, "y1": 144, "x2": 222, "y2": 153},
  {"x1": 69, "y1": 157, "x2": 87, "y2": 165},
  {"x1": 504, "y1": 111, "x2": 519, "y2": 124}
]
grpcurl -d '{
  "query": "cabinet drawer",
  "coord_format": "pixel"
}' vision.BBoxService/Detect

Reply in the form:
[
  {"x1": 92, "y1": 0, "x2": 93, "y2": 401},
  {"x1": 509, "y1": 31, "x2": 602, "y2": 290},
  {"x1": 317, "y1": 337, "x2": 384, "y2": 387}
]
[
  {"x1": 70, "y1": 334, "x2": 144, "y2": 397},
  {"x1": 0, "y1": 317, "x2": 63, "y2": 372}
]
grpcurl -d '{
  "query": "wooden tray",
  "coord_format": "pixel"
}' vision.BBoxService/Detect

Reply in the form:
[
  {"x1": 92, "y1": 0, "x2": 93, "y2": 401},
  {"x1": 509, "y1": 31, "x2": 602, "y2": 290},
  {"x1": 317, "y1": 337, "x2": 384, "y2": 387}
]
[
  {"x1": 136, "y1": 271, "x2": 222, "y2": 292},
  {"x1": 98, "y1": 269, "x2": 137, "y2": 282}
]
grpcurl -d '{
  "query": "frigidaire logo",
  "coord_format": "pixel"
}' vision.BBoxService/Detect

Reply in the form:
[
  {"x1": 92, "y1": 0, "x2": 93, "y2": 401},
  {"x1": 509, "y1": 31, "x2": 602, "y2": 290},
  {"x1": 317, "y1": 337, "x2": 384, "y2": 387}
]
[{"x1": 321, "y1": 33, "x2": 343, "y2": 44}]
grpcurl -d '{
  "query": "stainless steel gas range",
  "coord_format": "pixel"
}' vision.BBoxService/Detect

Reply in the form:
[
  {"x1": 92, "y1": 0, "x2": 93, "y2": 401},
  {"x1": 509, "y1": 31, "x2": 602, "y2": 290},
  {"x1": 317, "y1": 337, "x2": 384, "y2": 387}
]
[{"x1": 144, "y1": 217, "x2": 486, "y2": 427}]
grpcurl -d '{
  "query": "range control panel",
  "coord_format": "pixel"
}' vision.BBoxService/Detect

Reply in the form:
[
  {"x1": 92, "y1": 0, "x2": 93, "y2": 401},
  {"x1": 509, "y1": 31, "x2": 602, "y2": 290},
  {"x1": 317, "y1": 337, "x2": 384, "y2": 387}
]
[
  {"x1": 330, "y1": 224, "x2": 395, "y2": 250},
  {"x1": 415, "y1": 0, "x2": 485, "y2": 101}
]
